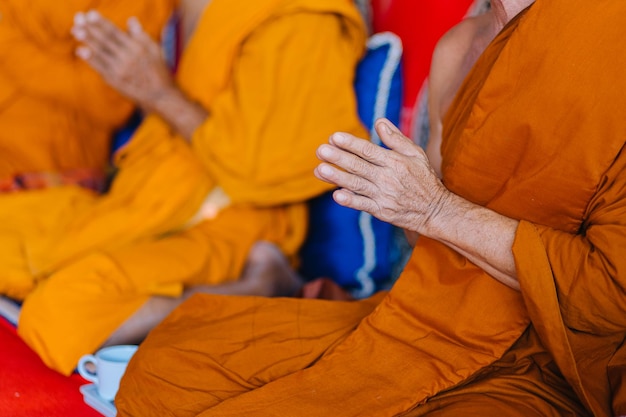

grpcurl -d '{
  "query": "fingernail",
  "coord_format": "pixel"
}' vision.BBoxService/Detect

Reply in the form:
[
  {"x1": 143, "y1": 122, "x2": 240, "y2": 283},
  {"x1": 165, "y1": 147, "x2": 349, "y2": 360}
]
[
  {"x1": 334, "y1": 191, "x2": 347, "y2": 203},
  {"x1": 318, "y1": 145, "x2": 332, "y2": 158},
  {"x1": 381, "y1": 122, "x2": 393, "y2": 135},
  {"x1": 332, "y1": 132, "x2": 347, "y2": 144},
  {"x1": 76, "y1": 46, "x2": 91, "y2": 59},
  {"x1": 127, "y1": 17, "x2": 141, "y2": 34},
  {"x1": 86, "y1": 10, "x2": 100, "y2": 22},
  {"x1": 72, "y1": 27, "x2": 86, "y2": 41},
  {"x1": 320, "y1": 165, "x2": 334, "y2": 176},
  {"x1": 74, "y1": 12, "x2": 86, "y2": 26}
]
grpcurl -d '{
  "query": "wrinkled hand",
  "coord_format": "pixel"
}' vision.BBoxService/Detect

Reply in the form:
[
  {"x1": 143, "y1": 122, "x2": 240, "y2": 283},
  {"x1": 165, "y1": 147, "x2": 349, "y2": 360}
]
[
  {"x1": 314, "y1": 119, "x2": 450, "y2": 235},
  {"x1": 71, "y1": 10, "x2": 175, "y2": 112}
]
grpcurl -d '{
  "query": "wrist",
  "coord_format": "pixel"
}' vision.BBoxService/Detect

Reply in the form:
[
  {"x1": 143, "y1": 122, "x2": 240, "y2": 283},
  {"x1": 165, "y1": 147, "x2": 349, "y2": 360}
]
[
  {"x1": 141, "y1": 83, "x2": 180, "y2": 116},
  {"x1": 420, "y1": 188, "x2": 457, "y2": 240},
  {"x1": 141, "y1": 84, "x2": 209, "y2": 140}
]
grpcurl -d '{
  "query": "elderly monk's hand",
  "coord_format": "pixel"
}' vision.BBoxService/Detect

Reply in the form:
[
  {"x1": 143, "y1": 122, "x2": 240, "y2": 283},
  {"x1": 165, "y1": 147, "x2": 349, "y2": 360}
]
[
  {"x1": 317, "y1": 118, "x2": 521, "y2": 290},
  {"x1": 71, "y1": 10, "x2": 175, "y2": 113},
  {"x1": 315, "y1": 118, "x2": 450, "y2": 237}
]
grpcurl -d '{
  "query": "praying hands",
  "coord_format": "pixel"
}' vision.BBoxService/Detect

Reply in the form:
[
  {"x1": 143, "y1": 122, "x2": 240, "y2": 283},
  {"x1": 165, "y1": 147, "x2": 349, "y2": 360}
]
[
  {"x1": 315, "y1": 118, "x2": 521, "y2": 290},
  {"x1": 315, "y1": 119, "x2": 447, "y2": 235},
  {"x1": 71, "y1": 11, "x2": 173, "y2": 113},
  {"x1": 71, "y1": 10, "x2": 208, "y2": 140}
]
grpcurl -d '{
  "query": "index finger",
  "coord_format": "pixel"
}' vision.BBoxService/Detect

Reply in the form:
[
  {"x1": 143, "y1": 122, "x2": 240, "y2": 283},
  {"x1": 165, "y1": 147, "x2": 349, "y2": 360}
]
[
  {"x1": 374, "y1": 119, "x2": 423, "y2": 158},
  {"x1": 81, "y1": 10, "x2": 131, "y2": 52},
  {"x1": 328, "y1": 132, "x2": 389, "y2": 167}
]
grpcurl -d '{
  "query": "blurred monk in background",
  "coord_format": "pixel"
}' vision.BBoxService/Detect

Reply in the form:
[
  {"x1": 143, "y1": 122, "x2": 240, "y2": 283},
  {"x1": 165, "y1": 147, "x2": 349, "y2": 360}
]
[
  {"x1": 0, "y1": 0, "x2": 175, "y2": 192},
  {"x1": 0, "y1": 0, "x2": 367, "y2": 376},
  {"x1": 116, "y1": 0, "x2": 626, "y2": 416}
]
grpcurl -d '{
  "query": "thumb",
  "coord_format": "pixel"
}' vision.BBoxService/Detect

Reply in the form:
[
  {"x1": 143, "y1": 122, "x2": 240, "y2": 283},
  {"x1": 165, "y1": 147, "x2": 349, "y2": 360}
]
[
  {"x1": 128, "y1": 17, "x2": 160, "y2": 52},
  {"x1": 375, "y1": 118, "x2": 420, "y2": 157},
  {"x1": 127, "y1": 17, "x2": 147, "y2": 38}
]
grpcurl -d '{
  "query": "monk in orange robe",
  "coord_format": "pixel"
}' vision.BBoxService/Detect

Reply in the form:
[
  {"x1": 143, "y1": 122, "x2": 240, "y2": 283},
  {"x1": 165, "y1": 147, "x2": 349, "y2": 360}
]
[
  {"x1": 116, "y1": 0, "x2": 626, "y2": 415},
  {"x1": 6, "y1": 0, "x2": 367, "y2": 375},
  {"x1": 0, "y1": 0, "x2": 176, "y2": 298},
  {"x1": 0, "y1": 0, "x2": 175, "y2": 188}
]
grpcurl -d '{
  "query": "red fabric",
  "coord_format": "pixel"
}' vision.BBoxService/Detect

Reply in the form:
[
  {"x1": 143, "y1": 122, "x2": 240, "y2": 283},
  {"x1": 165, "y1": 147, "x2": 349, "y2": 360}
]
[
  {"x1": 0, "y1": 319, "x2": 100, "y2": 417},
  {"x1": 371, "y1": 0, "x2": 475, "y2": 134}
]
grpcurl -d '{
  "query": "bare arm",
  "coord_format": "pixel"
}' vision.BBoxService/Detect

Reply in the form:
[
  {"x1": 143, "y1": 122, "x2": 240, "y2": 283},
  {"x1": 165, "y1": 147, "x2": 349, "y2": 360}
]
[
  {"x1": 315, "y1": 118, "x2": 520, "y2": 290},
  {"x1": 72, "y1": 10, "x2": 207, "y2": 140},
  {"x1": 424, "y1": 27, "x2": 465, "y2": 178},
  {"x1": 408, "y1": 12, "x2": 498, "y2": 248}
]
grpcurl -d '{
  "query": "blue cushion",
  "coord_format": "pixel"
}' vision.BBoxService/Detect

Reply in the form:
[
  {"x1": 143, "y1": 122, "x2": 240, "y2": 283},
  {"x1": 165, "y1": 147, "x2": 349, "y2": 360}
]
[
  {"x1": 299, "y1": 32, "x2": 404, "y2": 298},
  {"x1": 354, "y1": 32, "x2": 403, "y2": 144},
  {"x1": 110, "y1": 110, "x2": 143, "y2": 158}
]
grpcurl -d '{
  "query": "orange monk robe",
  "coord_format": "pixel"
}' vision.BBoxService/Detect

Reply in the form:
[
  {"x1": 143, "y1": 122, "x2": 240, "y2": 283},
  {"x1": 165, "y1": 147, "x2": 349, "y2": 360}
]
[
  {"x1": 14, "y1": 0, "x2": 367, "y2": 375},
  {"x1": 116, "y1": 1, "x2": 626, "y2": 416}
]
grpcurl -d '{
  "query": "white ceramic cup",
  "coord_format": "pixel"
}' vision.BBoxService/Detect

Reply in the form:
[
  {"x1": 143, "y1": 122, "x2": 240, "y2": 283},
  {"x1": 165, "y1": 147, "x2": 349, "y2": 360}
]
[{"x1": 77, "y1": 345, "x2": 138, "y2": 402}]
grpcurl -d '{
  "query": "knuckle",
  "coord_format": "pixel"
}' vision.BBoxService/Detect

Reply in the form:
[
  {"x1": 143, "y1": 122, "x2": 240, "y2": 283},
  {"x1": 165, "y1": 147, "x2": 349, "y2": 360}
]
[
  {"x1": 132, "y1": 42, "x2": 145, "y2": 55},
  {"x1": 348, "y1": 157, "x2": 364, "y2": 174},
  {"x1": 112, "y1": 67, "x2": 127, "y2": 80},
  {"x1": 349, "y1": 175, "x2": 364, "y2": 193},
  {"x1": 355, "y1": 176, "x2": 372, "y2": 195},
  {"x1": 360, "y1": 142, "x2": 377, "y2": 160},
  {"x1": 377, "y1": 204, "x2": 392, "y2": 218},
  {"x1": 110, "y1": 65, "x2": 122, "y2": 76}
]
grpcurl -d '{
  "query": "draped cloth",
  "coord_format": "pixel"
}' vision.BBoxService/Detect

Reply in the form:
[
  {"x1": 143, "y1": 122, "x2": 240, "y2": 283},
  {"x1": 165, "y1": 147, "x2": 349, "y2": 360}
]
[
  {"x1": 0, "y1": 0, "x2": 177, "y2": 296},
  {"x1": 117, "y1": 1, "x2": 626, "y2": 416},
  {"x1": 7, "y1": 0, "x2": 367, "y2": 375},
  {"x1": 0, "y1": 0, "x2": 176, "y2": 180}
]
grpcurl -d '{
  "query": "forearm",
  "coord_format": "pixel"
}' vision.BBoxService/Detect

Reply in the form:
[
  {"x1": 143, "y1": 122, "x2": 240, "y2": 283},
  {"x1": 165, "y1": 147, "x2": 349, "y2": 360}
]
[
  {"x1": 423, "y1": 191, "x2": 520, "y2": 290},
  {"x1": 145, "y1": 86, "x2": 209, "y2": 140}
]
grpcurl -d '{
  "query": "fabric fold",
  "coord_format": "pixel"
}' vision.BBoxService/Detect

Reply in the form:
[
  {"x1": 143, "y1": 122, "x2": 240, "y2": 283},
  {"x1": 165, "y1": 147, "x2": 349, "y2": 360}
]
[
  {"x1": 117, "y1": 1, "x2": 626, "y2": 415},
  {"x1": 14, "y1": 0, "x2": 368, "y2": 375}
]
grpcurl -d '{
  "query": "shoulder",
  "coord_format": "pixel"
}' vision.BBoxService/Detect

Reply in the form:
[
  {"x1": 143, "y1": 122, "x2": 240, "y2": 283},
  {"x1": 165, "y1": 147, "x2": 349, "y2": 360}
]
[{"x1": 434, "y1": 12, "x2": 492, "y2": 63}]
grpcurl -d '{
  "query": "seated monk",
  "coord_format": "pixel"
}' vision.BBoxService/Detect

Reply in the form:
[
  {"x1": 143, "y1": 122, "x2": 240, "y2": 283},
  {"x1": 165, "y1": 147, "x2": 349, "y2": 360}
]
[
  {"x1": 0, "y1": 0, "x2": 175, "y2": 294},
  {"x1": 4, "y1": 0, "x2": 367, "y2": 375},
  {"x1": 115, "y1": 0, "x2": 626, "y2": 415},
  {"x1": 0, "y1": 0, "x2": 175, "y2": 192}
]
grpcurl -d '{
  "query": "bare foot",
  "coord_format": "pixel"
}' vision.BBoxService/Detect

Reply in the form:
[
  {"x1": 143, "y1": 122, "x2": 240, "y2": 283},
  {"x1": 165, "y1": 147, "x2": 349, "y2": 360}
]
[
  {"x1": 238, "y1": 241, "x2": 304, "y2": 297},
  {"x1": 104, "y1": 243, "x2": 303, "y2": 348},
  {"x1": 182, "y1": 242, "x2": 304, "y2": 299}
]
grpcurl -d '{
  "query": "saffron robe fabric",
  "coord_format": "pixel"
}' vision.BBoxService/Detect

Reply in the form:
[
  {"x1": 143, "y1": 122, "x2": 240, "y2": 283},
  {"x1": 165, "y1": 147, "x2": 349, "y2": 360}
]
[
  {"x1": 116, "y1": 0, "x2": 626, "y2": 416},
  {"x1": 6, "y1": 0, "x2": 367, "y2": 375}
]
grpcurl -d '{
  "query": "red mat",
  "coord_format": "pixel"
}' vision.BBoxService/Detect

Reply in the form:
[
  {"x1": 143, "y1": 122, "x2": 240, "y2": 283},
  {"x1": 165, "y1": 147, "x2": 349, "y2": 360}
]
[
  {"x1": 0, "y1": 279, "x2": 352, "y2": 416},
  {"x1": 0, "y1": 318, "x2": 101, "y2": 417}
]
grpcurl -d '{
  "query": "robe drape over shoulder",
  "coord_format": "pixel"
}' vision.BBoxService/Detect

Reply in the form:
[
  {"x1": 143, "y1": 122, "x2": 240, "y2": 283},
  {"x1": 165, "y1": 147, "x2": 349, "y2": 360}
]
[
  {"x1": 7, "y1": 0, "x2": 367, "y2": 375},
  {"x1": 116, "y1": 1, "x2": 626, "y2": 416}
]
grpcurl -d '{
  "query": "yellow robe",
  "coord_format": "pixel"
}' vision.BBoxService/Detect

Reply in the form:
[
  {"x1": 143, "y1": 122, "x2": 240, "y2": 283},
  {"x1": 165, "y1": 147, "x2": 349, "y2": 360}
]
[
  {"x1": 0, "y1": 0, "x2": 177, "y2": 296},
  {"x1": 0, "y1": 0, "x2": 175, "y2": 178},
  {"x1": 116, "y1": 1, "x2": 626, "y2": 416},
  {"x1": 12, "y1": 0, "x2": 367, "y2": 375}
]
